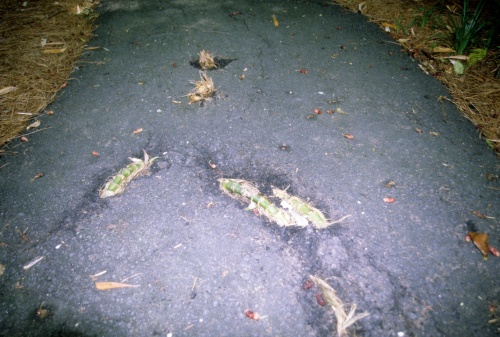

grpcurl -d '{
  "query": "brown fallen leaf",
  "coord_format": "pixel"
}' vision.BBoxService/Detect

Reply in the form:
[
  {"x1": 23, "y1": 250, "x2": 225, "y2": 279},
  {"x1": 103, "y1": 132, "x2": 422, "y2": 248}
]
[
  {"x1": 415, "y1": 128, "x2": 423, "y2": 133},
  {"x1": 31, "y1": 173, "x2": 44, "y2": 182},
  {"x1": 343, "y1": 133, "x2": 353, "y2": 140},
  {"x1": 271, "y1": 14, "x2": 279, "y2": 27},
  {"x1": 432, "y1": 46, "x2": 455, "y2": 53},
  {"x1": 92, "y1": 151, "x2": 100, "y2": 157},
  {"x1": 133, "y1": 128, "x2": 143, "y2": 134},
  {"x1": 385, "y1": 181, "x2": 396, "y2": 188},
  {"x1": 316, "y1": 293, "x2": 326, "y2": 306},
  {"x1": 429, "y1": 131, "x2": 439, "y2": 137},
  {"x1": 36, "y1": 305, "x2": 49, "y2": 320},
  {"x1": 95, "y1": 281, "x2": 140, "y2": 290},
  {"x1": 489, "y1": 246, "x2": 499, "y2": 257},
  {"x1": 383, "y1": 197, "x2": 395, "y2": 203},
  {"x1": 468, "y1": 232, "x2": 490, "y2": 259},
  {"x1": 46, "y1": 110, "x2": 55, "y2": 115},
  {"x1": 20, "y1": 136, "x2": 28, "y2": 142},
  {"x1": 297, "y1": 69, "x2": 308, "y2": 74},
  {"x1": 245, "y1": 309, "x2": 260, "y2": 320}
]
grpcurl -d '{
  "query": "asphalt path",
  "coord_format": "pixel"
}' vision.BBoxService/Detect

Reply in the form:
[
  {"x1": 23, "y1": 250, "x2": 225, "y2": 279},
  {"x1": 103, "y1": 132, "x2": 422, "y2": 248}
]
[{"x1": 1, "y1": 0, "x2": 499, "y2": 336}]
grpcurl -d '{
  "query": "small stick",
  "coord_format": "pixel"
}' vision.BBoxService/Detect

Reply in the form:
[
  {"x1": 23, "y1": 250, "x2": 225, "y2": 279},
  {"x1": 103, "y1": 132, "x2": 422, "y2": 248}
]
[
  {"x1": 329, "y1": 214, "x2": 352, "y2": 224},
  {"x1": 23, "y1": 256, "x2": 44, "y2": 270},
  {"x1": 7, "y1": 127, "x2": 53, "y2": 141},
  {"x1": 90, "y1": 270, "x2": 107, "y2": 280},
  {"x1": 121, "y1": 273, "x2": 142, "y2": 283}
]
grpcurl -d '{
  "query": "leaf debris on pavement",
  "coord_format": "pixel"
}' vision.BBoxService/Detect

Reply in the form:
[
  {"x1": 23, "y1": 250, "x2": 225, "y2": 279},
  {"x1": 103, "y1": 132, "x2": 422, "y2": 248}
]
[
  {"x1": 186, "y1": 71, "x2": 216, "y2": 104},
  {"x1": 271, "y1": 14, "x2": 279, "y2": 27},
  {"x1": 95, "y1": 282, "x2": 140, "y2": 290},
  {"x1": 466, "y1": 221, "x2": 499, "y2": 260},
  {"x1": 23, "y1": 256, "x2": 44, "y2": 270},
  {"x1": 31, "y1": 173, "x2": 44, "y2": 182},
  {"x1": 310, "y1": 275, "x2": 369, "y2": 336}
]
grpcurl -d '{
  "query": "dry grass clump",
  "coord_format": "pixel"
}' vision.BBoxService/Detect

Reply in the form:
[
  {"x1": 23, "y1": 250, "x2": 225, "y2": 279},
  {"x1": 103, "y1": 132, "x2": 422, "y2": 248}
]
[
  {"x1": 310, "y1": 275, "x2": 369, "y2": 336},
  {"x1": 186, "y1": 71, "x2": 216, "y2": 104},
  {"x1": 198, "y1": 49, "x2": 217, "y2": 70},
  {"x1": 0, "y1": 0, "x2": 98, "y2": 155},
  {"x1": 332, "y1": 0, "x2": 499, "y2": 155}
]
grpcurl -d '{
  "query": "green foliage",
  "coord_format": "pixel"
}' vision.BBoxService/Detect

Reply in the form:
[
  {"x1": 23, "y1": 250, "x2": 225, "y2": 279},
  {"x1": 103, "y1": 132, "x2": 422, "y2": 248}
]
[
  {"x1": 448, "y1": 0, "x2": 487, "y2": 55},
  {"x1": 413, "y1": 0, "x2": 445, "y2": 29}
]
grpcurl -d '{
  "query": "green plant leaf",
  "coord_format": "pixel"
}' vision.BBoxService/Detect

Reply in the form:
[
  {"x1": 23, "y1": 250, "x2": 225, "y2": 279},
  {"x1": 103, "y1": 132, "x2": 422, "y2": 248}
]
[
  {"x1": 467, "y1": 48, "x2": 487, "y2": 66},
  {"x1": 451, "y1": 60, "x2": 464, "y2": 74}
]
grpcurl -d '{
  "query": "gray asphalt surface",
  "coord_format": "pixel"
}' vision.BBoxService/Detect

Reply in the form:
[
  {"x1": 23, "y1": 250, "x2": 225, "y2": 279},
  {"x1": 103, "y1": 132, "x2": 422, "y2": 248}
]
[{"x1": 1, "y1": 0, "x2": 499, "y2": 336}]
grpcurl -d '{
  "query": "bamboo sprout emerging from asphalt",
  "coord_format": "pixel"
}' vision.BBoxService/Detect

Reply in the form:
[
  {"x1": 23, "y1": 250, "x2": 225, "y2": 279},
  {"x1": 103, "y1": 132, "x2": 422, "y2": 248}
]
[
  {"x1": 198, "y1": 50, "x2": 217, "y2": 70},
  {"x1": 310, "y1": 275, "x2": 369, "y2": 337},
  {"x1": 272, "y1": 187, "x2": 331, "y2": 229},
  {"x1": 99, "y1": 150, "x2": 158, "y2": 198},
  {"x1": 218, "y1": 178, "x2": 298, "y2": 227},
  {"x1": 186, "y1": 71, "x2": 216, "y2": 104}
]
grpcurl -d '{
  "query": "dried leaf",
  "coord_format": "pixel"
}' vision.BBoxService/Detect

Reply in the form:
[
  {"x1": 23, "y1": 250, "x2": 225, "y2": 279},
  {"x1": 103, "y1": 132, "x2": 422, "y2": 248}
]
[
  {"x1": 20, "y1": 136, "x2": 28, "y2": 142},
  {"x1": 95, "y1": 282, "x2": 140, "y2": 290},
  {"x1": 245, "y1": 309, "x2": 260, "y2": 320},
  {"x1": 429, "y1": 131, "x2": 440, "y2": 137},
  {"x1": 316, "y1": 293, "x2": 326, "y2": 306},
  {"x1": 26, "y1": 120, "x2": 41, "y2": 130},
  {"x1": 432, "y1": 46, "x2": 455, "y2": 53},
  {"x1": 23, "y1": 256, "x2": 44, "y2": 270},
  {"x1": 383, "y1": 197, "x2": 395, "y2": 203},
  {"x1": 489, "y1": 246, "x2": 499, "y2": 257},
  {"x1": 468, "y1": 232, "x2": 489, "y2": 259},
  {"x1": 31, "y1": 173, "x2": 44, "y2": 182},
  {"x1": 303, "y1": 280, "x2": 314, "y2": 289},
  {"x1": 314, "y1": 109, "x2": 322, "y2": 115},
  {"x1": 310, "y1": 275, "x2": 369, "y2": 336},
  {"x1": 36, "y1": 303, "x2": 50, "y2": 320},
  {"x1": 92, "y1": 151, "x2": 100, "y2": 157},
  {"x1": 343, "y1": 133, "x2": 353, "y2": 140},
  {"x1": 297, "y1": 69, "x2": 308, "y2": 74},
  {"x1": 133, "y1": 128, "x2": 143, "y2": 134},
  {"x1": 382, "y1": 22, "x2": 397, "y2": 29},
  {"x1": 271, "y1": 14, "x2": 279, "y2": 27},
  {"x1": 0, "y1": 86, "x2": 17, "y2": 95},
  {"x1": 415, "y1": 128, "x2": 423, "y2": 133},
  {"x1": 384, "y1": 181, "x2": 396, "y2": 188},
  {"x1": 46, "y1": 110, "x2": 55, "y2": 115},
  {"x1": 43, "y1": 47, "x2": 67, "y2": 54}
]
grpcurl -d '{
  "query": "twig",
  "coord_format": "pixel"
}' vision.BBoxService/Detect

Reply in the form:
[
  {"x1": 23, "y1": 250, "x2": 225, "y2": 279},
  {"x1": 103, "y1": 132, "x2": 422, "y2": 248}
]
[
  {"x1": 7, "y1": 127, "x2": 53, "y2": 141},
  {"x1": 23, "y1": 256, "x2": 44, "y2": 270},
  {"x1": 121, "y1": 273, "x2": 143, "y2": 283}
]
